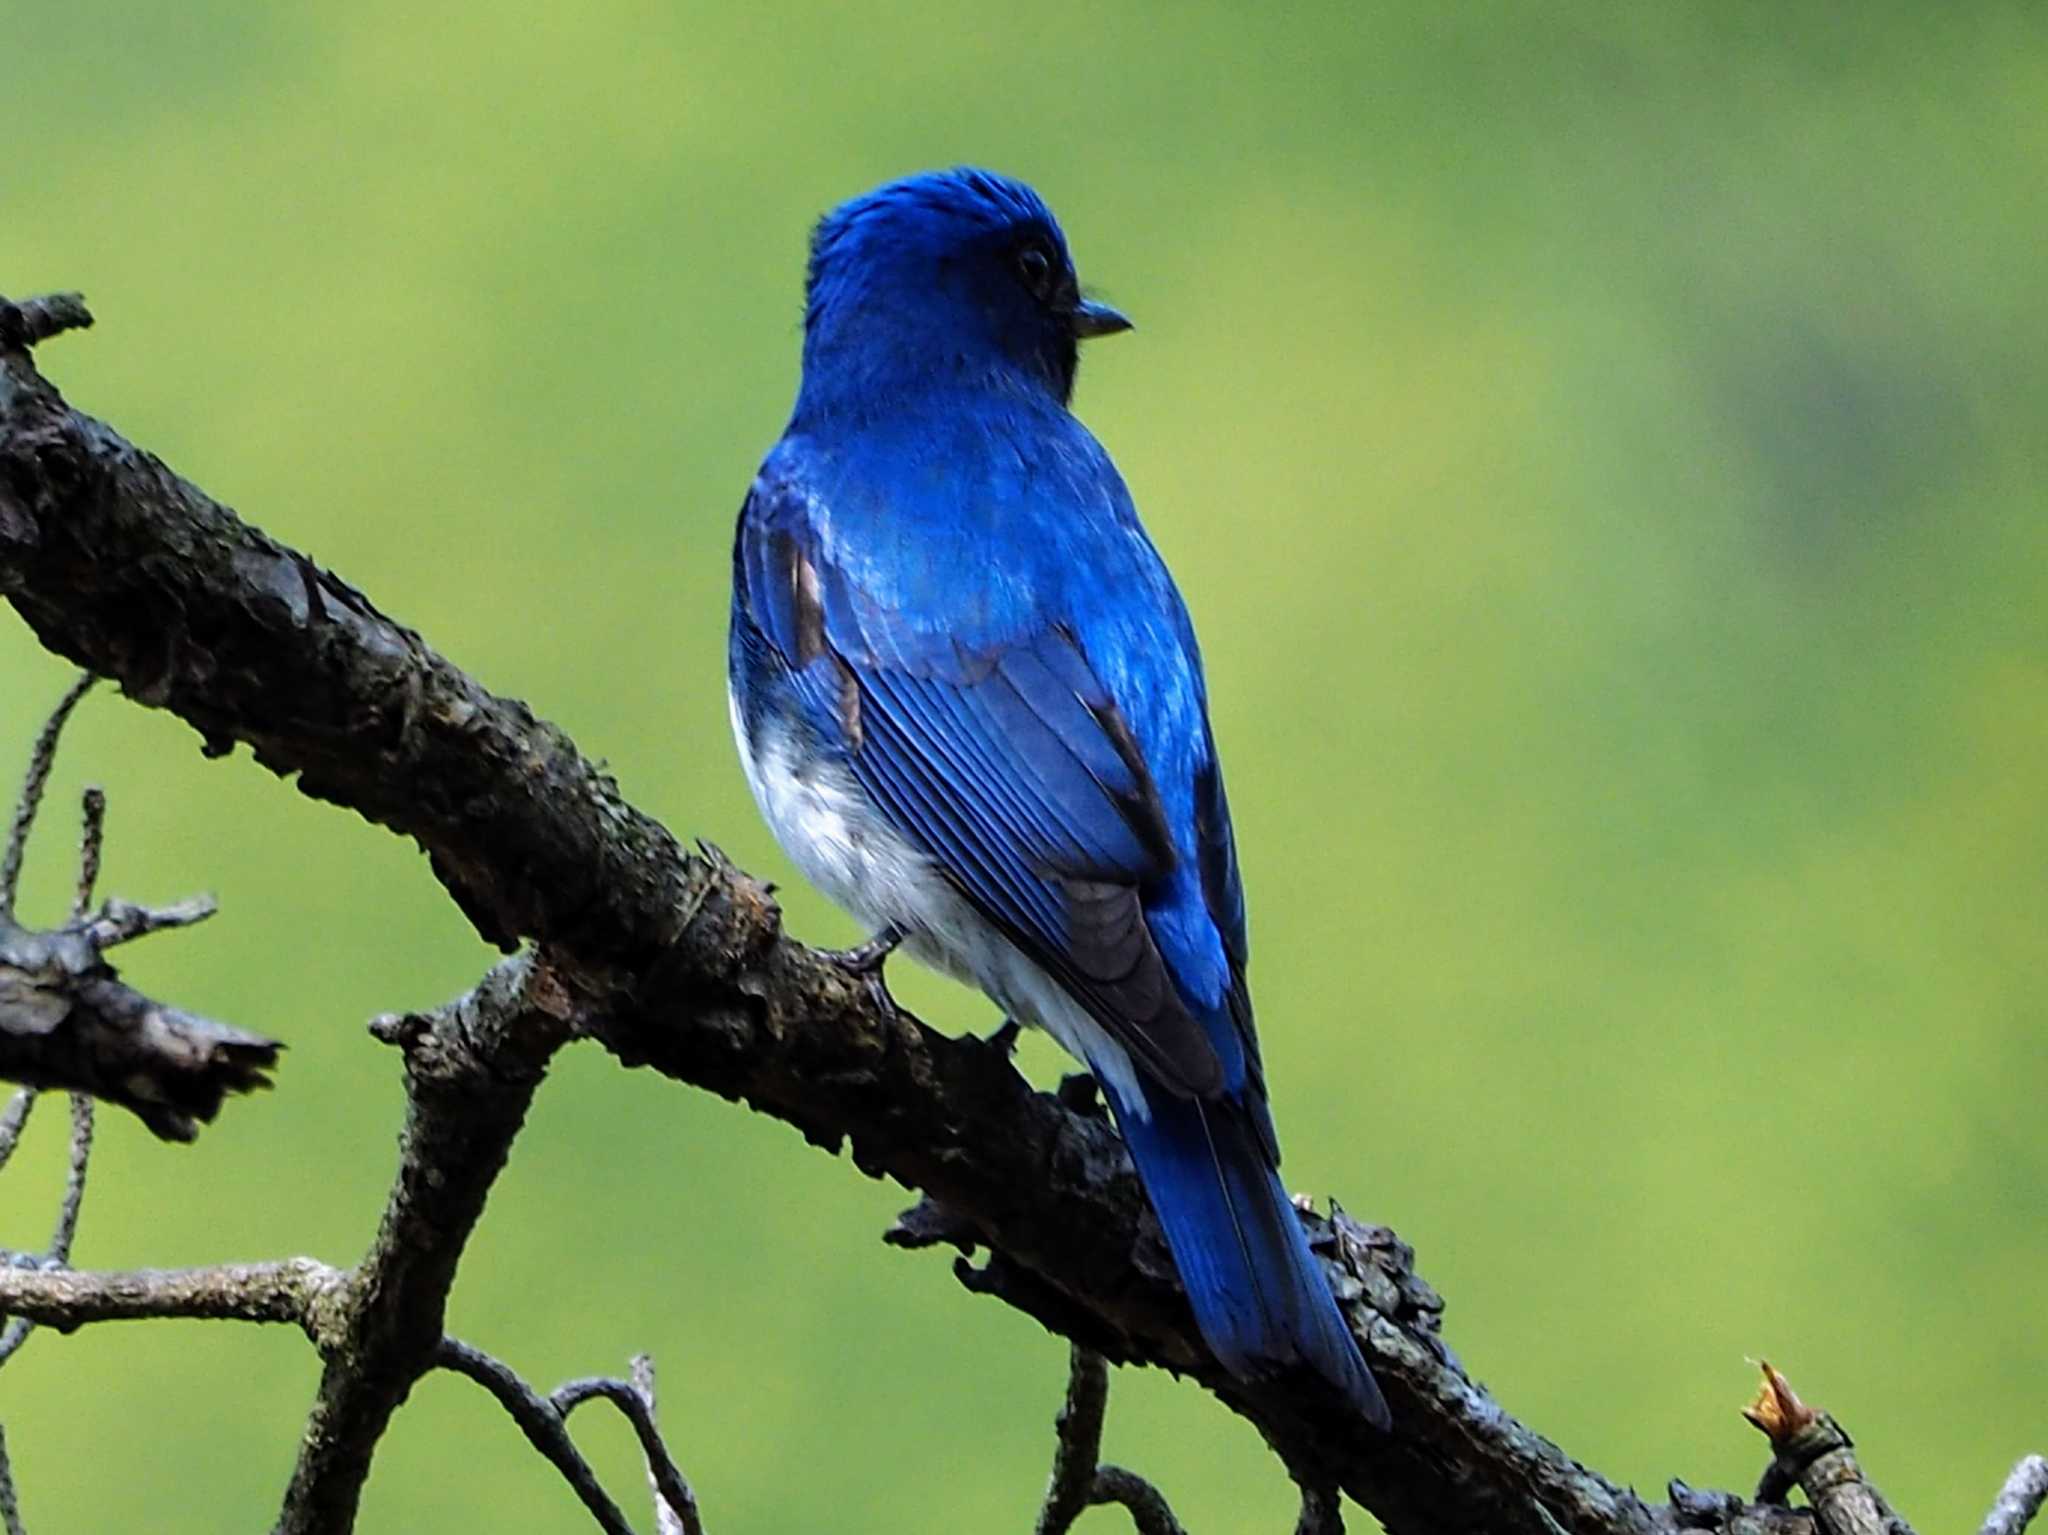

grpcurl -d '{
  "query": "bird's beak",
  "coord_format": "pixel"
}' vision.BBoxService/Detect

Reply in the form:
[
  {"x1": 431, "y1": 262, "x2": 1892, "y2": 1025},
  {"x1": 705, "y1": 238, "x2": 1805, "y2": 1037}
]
[{"x1": 1071, "y1": 298, "x2": 1133, "y2": 339}]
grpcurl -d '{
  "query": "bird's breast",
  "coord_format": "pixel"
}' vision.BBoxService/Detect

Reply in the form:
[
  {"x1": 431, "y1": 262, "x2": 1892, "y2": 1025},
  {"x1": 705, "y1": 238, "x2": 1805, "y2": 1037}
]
[
  {"x1": 724, "y1": 680, "x2": 1148, "y2": 1114},
  {"x1": 728, "y1": 684, "x2": 968, "y2": 972}
]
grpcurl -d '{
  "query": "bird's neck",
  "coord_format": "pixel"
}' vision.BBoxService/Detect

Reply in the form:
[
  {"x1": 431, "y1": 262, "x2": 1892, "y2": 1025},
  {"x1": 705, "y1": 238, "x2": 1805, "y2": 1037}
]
[
  {"x1": 794, "y1": 296, "x2": 1077, "y2": 426},
  {"x1": 792, "y1": 344, "x2": 1067, "y2": 429}
]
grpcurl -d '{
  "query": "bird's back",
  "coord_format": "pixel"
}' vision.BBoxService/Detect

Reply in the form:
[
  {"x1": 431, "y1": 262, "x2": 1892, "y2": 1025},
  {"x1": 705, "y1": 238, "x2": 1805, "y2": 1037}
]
[{"x1": 762, "y1": 393, "x2": 1216, "y2": 800}]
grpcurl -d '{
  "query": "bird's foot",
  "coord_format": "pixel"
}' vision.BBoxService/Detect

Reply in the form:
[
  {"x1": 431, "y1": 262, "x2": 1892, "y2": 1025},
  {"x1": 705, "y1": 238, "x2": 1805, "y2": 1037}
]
[
  {"x1": 983, "y1": 1017, "x2": 1022, "y2": 1056},
  {"x1": 822, "y1": 924, "x2": 905, "y2": 1016},
  {"x1": 823, "y1": 923, "x2": 904, "y2": 977}
]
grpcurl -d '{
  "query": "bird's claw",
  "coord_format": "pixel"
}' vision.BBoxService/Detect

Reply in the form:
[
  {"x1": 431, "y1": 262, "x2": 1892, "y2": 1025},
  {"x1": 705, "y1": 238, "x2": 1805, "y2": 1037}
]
[
  {"x1": 823, "y1": 925, "x2": 906, "y2": 1017},
  {"x1": 825, "y1": 923, "x2": 905, "y2": 976}
]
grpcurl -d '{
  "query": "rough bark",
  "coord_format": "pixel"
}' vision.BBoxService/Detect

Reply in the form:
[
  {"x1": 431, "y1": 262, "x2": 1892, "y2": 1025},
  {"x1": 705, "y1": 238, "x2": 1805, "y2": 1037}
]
[
  {"x1": 0, "y1": 912, "x2": 279, "y2": 1139},
  {"x1": 0, "y1": 665, "x2": 278, "y2": 1139},
  {"x1": 273, "y1": 955, "x2": 573, "y2": 1534},
  {"x1": 0, "y1": 1258, "x2": 347, "y2": 1337}
]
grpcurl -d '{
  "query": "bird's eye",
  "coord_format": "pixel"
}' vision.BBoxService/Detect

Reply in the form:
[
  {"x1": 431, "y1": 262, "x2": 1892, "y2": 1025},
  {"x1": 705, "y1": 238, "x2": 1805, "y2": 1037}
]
[{"x1": 1015, "y1": 243, "x2": 1054, "y2": 297}]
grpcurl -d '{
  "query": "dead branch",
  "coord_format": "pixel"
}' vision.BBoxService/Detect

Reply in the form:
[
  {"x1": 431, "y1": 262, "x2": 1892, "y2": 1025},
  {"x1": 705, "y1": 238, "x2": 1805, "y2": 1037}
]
[
  {"x1": 0, "y1": 674, "x2": 278, "y2": 1139},
  {"x1": 274, "y1": 955, "x2": 573, "y2": 1534},
  {"x1": 628, "y1": 1357, "x2": 690, "y2": 1535},
  {"x1": 1743, "y1": 1362, "x2": 1910, "y2": 1535},
  {"x1": 1981, "y1": 1458, "x2": 2048, "y2": 1535},
  {"x1": 438, "y1": 1340, "x2": 706, "y2": 1535},
  {"x1": 0, "y1": 296, "x2": 89, "y2": 353},
  {"x1": 0, "y1": 1090, "x2": 32, "y2": 1172},
  {"x1": 0, "y1": 1094, "x2": 92, "y2": 1371},
  {"x1": 0, "y1": 672, "x2": 92, "y2": 914},
  {"x1": 1035, "y1": 1344, "x2": 1185, "y2": 1535},
  {"x1": 0, "y1": 1424, "x2": 25, "y2": 1535},
  {"x1": 0, "y1": 1258, "x2": 348, "y2": 1337},
  {"x1": 0, "y1": 1250, "x2": 706, "y2": 1535}
]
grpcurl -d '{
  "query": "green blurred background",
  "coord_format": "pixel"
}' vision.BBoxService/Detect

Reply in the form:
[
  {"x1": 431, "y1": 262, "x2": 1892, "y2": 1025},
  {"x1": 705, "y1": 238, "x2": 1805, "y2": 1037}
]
[{"x1": 3, "y1": 3, "x2": 2043, "y2": 1529}]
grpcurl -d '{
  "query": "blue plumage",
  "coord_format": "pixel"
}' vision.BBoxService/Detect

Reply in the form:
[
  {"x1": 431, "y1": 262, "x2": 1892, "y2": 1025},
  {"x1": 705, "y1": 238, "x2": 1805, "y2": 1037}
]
[{"x1": 728, "y1": 168, "x2": 1387, "y2": 1425}]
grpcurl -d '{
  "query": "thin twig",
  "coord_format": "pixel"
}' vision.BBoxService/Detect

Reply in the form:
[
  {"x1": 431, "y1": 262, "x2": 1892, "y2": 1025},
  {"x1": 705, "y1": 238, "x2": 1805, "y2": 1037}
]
[
  {"x1": 70, "y1": 788, "x2": 104, "y2": 922},
  {"x1": 0, "y1": 1092, "x2": 33, "y2": 1175},
  {"x1": 437, "y1": 1339, "x2": 707, "y2": 1535},
  {"x1": 436, "y1": 1338, "x2": 637, "y2": 1535},
  {"x1": 1037, "y1": 1343, "x2": 1111, "y2": 1534},
  {"x1": 79, "y1": 894, "x2": 218, "y2": 950},
  {"x1": 1982, "y1": 1456, "x2": 2048, "y2": 1535},
  {"x1": 0, "y1": 673, "x2": 94, "y2": 917},
  {"x1": 48, "y1": 1095, "x2": 91, "y2": 1263},
  {"x1": 0, "y1": 1259, "x2": 347, "y2": 1338},
  {"x1": 0, "y1": 1095, "x2": 97, "y2": 1372},
  {"x1": 1091, "y1": 1470, "x2": 1187, "y2": 1535},
  {"x1": 633, "y1": 1354, "x2": 694, "y2": 1535},
  {"x1": 0, "y1": 1422, "x2": 27, "y2": 1535},
  {"x1": 1035, "y1": 1345, "x2": 1185, "y2": 1535},
  {"x1": 554, "y1": 1365, "x2": 705, "y2": 1535}
]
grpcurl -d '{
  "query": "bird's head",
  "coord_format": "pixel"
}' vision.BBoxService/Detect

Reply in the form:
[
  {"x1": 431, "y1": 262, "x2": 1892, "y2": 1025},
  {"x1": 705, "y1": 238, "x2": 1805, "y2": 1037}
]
[{"x1": 798, "y1": 168, "x2": 1131, "y2": 413}]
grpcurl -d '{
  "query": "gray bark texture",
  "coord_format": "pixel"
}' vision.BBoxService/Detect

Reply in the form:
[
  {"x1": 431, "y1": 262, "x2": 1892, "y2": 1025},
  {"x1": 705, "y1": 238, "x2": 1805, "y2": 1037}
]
[
  {"x1": 0, "y1": 664, "x2": 278, "y2": 1140},
  {"x1": 0, "y1": 291, "x2": 2030, "y2": 1535},
  {"x1": 0, "y1": 912, "x2": 278, "y2": 1139}
]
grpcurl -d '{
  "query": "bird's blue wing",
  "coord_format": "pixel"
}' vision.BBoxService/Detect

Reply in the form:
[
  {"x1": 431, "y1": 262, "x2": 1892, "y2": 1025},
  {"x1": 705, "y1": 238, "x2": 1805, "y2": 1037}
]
[
  {"x1": 735, "y1": 471, "x2": 1236, "y2": 1098},
  {"x1": 736, "y1": 451, "x2": 1381, "y2": 1418}
]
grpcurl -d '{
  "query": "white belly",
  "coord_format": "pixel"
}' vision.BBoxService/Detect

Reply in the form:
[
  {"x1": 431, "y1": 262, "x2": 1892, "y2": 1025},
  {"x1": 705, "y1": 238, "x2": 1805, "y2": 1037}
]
[{"x1": 729, "y1": 690, "x2": 1145, "y2": 1115}]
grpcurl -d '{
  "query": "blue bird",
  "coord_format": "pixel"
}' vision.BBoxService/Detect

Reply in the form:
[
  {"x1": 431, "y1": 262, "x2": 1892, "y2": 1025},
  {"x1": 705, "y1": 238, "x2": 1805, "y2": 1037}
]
[{"x1": 728, "y1": 168, "x2": 1387, "y2": 1426}]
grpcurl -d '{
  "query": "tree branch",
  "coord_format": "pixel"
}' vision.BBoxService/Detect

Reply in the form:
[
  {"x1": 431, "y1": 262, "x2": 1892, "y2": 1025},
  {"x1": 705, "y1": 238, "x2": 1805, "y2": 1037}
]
[
  {"x1": 630, "y1": 1354, "x2": 698, "y2": 1535},
  {"x1": 0, "y1": 1423, "x2": 26, "y2": 1535},
  {"x1": 1, "y1": 289, "x2": 2028, "y2": 1534},
  {"x1": 546, "y1": 1363, "x2": 706, "y2": 1535},
  {"x1": 1743, "y1": 1362, "x2": 1910, "y2": 1535},
  {"x1": 1981, "y1": 1458, "x2": 2048, "y2": 1535},
  {"x1": 1035, "y1": 1344, "x2": 1185, "y2": 1535},
  {"x1": 0, "y1": 1258, "x2": 347, "y2": 1337},
  {"x1": 435, "y1": 1339, "x2": 643, "y2": 1535},
  {"x1": 0, "y1": 1252, "x2": 707, "y2": 1535},
  {"x1": 0, "y1": 1089, "x2": 34, "y2": 1173},
  {"x1": 435, "y1": 1339, "x2": 706, "y2": 1535},
  {"x1": 0, "y1": 671, "x2": 92, "y2": 916},
  {"x1": 273, "y1": 953, "x2": 574, "y2": 1534},
  {"x1": 0, "y1": 1093, "x2": 93, "y2": 1370},
  {"x1": 0, "y1": 295, "x2": 89, "y2": 353},
  {"x1": 0, "y1": 674, "x2": 279, "y2": 1139}
]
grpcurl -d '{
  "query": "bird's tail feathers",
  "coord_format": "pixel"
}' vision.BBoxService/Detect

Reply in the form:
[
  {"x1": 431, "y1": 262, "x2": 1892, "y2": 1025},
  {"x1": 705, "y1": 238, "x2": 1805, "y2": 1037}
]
[{"x1": 1105, "y1": 1081, "x2": 1389, "y2": 1428}]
